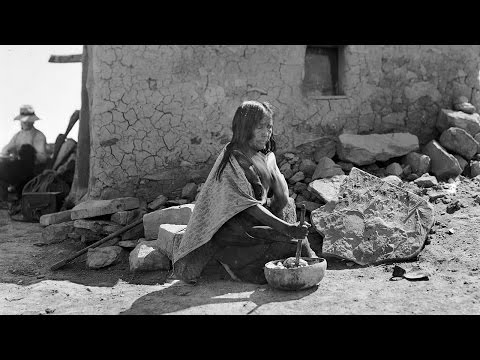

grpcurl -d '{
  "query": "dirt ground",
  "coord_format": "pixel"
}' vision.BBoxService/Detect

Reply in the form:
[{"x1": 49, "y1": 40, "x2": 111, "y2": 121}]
[{"x1": 1, "y1": 176, "x2": 480, "y2": 315}]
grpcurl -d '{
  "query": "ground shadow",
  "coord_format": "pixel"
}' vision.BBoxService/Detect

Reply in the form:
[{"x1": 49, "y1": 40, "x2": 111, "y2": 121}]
[{"x1": 120, "y1": 276, "x2": 318, "y2": 315}]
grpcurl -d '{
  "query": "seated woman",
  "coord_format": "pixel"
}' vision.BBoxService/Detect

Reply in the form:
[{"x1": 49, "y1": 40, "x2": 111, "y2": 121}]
[{"x1": 172, "y1": 100, "x2": 317, "y2": 284}]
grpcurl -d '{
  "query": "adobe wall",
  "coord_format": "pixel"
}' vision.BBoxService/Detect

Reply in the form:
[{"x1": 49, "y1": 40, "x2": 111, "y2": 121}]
[{"x1": 87, "y1": 45, "x2": 480, "y2": 201}]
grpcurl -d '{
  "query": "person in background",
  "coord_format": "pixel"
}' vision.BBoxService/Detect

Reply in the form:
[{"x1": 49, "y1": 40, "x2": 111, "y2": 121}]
[{"x1": 1, "y1": 105, "x2": 48, "y2": 166}]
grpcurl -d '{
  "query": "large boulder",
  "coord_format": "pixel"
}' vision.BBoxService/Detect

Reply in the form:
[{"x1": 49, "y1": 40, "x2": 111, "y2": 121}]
[
  {"x1": 311, "y1": 157, "x2": 344, "y2": 180},
  {"x1": 143, "y1": 204, "x2": 194, "y2": 240},
  {"x1": 310, "y1": 168, "x2": 434, "y2": 266},
  {"x1": 422, "y1": 140, "x2": 462, "y2": 180},
  {"x1": 337, "y1": 133, "x2": 419, "y2": 166},
  {"x1": 307, "y1": 175, "x2": 347, "y2": 203},
  {"x1": 439, "y1": 127, "x2": 479, "y2": 160},
  {"x1": 436, "y1": 109, "x2": 480, "y2": 137},
  {"x1": 402, "y1": 152, "x2": 431, "y2": 175},
  {"x1": 474, "y1": 133, "x2": 480, "y2": 153}
]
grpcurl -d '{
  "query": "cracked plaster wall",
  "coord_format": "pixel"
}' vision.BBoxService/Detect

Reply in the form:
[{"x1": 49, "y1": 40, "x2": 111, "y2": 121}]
[{"x1": 87, "y1": 45, "x2": 480, "y2": 201}]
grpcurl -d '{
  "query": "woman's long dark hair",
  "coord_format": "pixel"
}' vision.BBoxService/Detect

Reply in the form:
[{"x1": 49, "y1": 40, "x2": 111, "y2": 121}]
[{"x1": 215, "y1": 100, "x2": 276, "y2": 181}]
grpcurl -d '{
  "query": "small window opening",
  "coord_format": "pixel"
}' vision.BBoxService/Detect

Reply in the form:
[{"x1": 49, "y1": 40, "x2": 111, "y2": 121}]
[{"x1": 303, "y1": 45, "x2": 344, "y2": 96}]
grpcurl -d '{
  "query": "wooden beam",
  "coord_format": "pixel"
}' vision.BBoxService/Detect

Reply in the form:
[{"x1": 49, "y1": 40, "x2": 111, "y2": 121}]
[{"x1": 48, "y1": 54, "x2": 82, "y2": 63}]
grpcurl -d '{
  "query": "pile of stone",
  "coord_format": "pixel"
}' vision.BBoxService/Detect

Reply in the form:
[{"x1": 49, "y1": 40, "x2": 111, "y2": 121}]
[
  {"x1": 275, "y1": 96, "x2": 480, "y2": 221},
  {"x1": 39, "y1": 195, "x2": 195, "y2": 273}
]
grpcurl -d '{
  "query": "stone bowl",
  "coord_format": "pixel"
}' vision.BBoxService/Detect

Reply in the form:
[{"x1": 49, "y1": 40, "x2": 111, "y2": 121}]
[{"x1": 264, "y1": 257, "x2": 327, "y2": 291}]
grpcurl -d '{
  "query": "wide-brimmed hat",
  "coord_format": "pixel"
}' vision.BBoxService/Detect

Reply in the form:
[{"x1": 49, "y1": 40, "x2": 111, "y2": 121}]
[{"x1": 13, "y1": 105, "x2": 40, "y2": 123}]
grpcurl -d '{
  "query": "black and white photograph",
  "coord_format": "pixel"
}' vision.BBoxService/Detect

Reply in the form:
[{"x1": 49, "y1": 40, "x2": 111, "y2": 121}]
[{"x1": 1, "y1": 44, "x2": 479, "y2": 316}]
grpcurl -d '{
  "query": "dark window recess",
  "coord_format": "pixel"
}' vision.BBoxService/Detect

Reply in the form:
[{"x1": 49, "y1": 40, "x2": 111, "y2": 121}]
[{"x1": 304, "y1": 46, "x2": 343, "y2": 96}]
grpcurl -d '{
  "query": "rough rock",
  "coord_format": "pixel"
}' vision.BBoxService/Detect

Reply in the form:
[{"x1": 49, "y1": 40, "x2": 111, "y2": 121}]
[
  {"x1": 129, "y1": 241, "x2": 171, "y2": 272},
  {"x1": 181, "y1": 183, "x2": 198, "y2": 200},
  {"x1": 453, "y1": 154, "x2": 468, "y2": 173},
  {"x1": 41, "y1": 221, "x2": 75, "y2": 244},
  {"x1": 39, "y1": 210, "x2": 72, "y2": 226},
  {"x1": 288, "y1": 171, "x2": 305, "y2": 184},
  {"x1": 147, "y1": 195, "x2": 168, "y2": 211},
  {"x1": 143, "y1": 203, "x2": 195, "y2": 240},
  {"x1": 86, "y1": 246, "x2": 123, "y2": 269},
  {"x1": 313, "y1": 138, "x2": 337, "y2": 160},
  {"x1": 337, "y1": 161, "x2": 354, "y2": 172},
  {"x1": 439, "y1": 127, "x2": 479, "y2": 160},
  {"x1": 337, "y1": 133, "x2": 419, "y2": 166},
  {"x1": 307, "y1": 175, "x2": 347, "y2": 203},
  {"x1": 436, "y1": 109, "x2": 480, "y2": 137},
  {"x1": 422, "y1": 140, "x2": 462, "y2": 180},
  {"x1": 427, "y1": 181, "x2": 458, "y2": 201},
  {"x1": 155, "y1": 224, "x2": 187, "y2": 259},
  {"x1": 382, "y1": 175, "x2": 403, "y2": 187},
  {"x1": 312, "y1": 157, "x2": 345, "y2": 180},
  {"x1": 111, "y1": 208, "x2": 145, "y2": 226},
  {"x1": 402, "y1": 164, "x2": 412, "y2": 177},
  {"x1": 413, "y1": 174, "x2": 438, "y2": 188},
  {"x1": 406, "y1": 173, "x2": 420, "y2": 181},
  {"x1": 73, "y1": 219, "x2": 122, "y2": 235},
  {"x1": 453, "y1": 102, "x2": 476, "y2": 114},
  {"x1": 403, "y1": 152, "x2": 431, "y2": 175},
  {"x1": 310, "y1": 168, "x2": 434, "y2": 265},
  {"x1": 298, "y1": 159, "x2": 317, "y2": 177},
  {"x1": 471, "y1": 161, "x2": 480, "y2": 177},
  {"x1": 385, "y1": 163, "x2": 403, "y2": 177},
  {"x1": 71, "y1": 197, "x2": 140, "y2": 220},
  {"x1": 118, "y1": 240, "x2": 139, "y2": 249}
]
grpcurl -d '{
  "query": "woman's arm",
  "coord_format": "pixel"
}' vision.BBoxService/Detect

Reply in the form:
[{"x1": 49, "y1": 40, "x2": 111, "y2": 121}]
[
  {"x1": 267, "y1": 153, "x2": 290, "y2": 215},
  {"x1": 245, "y1": 203, "x2": 308, "y2": 239}
]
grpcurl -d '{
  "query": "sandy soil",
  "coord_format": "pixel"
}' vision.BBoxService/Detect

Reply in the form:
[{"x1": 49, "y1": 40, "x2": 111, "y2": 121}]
[{"x1": 1, "y1": 176, "x2": 480, "y2": 315}]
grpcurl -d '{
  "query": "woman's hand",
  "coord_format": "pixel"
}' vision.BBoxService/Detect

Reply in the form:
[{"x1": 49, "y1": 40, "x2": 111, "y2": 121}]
[{"x1": 286, "y1": 221, "x2": 310, "y2": 239}]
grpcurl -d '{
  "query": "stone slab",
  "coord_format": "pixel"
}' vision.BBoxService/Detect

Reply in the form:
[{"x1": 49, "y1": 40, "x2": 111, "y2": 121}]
[
  {"x1": 70, "y1": 197, "x2": 140, "y2": 220},
  {"x1": 154, "y1": 224, "x2": 187, "y2": 259},
  {"x1": 143, "y1": 204, "x2": 194, "y2": 240},
  {"x1": 73, "y1": 219, "x2": 123, "y2": 235},
  {"x1": 39, "y1": 210, "x2": 73, "y2": 226},
  {"x1": 337, "y1": 133, "x2": 419, "y2": 166},
  {"x1": 310, "y1": 167, "x2": 434, "y2": 265}
]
